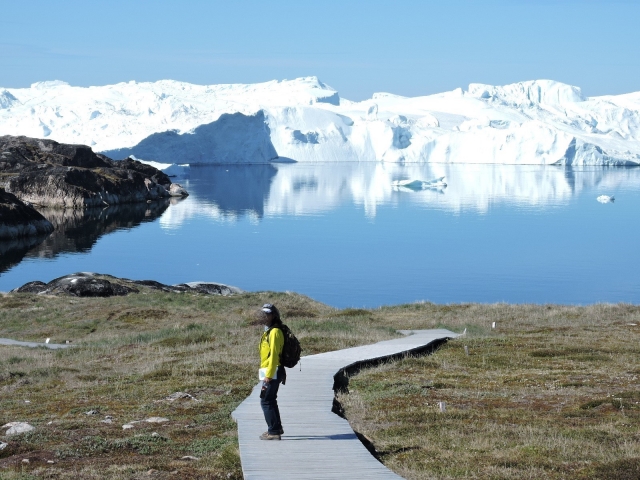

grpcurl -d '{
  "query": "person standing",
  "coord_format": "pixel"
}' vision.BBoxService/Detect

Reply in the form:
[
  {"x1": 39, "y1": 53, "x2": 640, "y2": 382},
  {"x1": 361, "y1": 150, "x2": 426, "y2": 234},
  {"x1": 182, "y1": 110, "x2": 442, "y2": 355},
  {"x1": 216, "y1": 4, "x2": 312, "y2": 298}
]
[{"x1": 258, "y1": 303, "x2": 286, "y2": 440}]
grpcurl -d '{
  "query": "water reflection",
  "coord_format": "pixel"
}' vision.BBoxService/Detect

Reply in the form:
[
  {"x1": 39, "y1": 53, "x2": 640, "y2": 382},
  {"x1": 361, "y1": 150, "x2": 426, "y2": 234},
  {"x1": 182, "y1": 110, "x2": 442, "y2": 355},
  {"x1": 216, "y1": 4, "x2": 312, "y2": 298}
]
[
  {"x1": 29, "y1": 201, "x2": 172, "y2": 258},
  {"x1": 0, "y1": 235, "x2": 50, "y2": 275},
  {"x1": 160, "y1": 164, "x2": 640, "y2": 227},
  {"x1": 0, "y1": 201, "x2": 172, "y2": 274},
  {"x1": 159, "y1": 164, "x2": 277, "y2": 227}
]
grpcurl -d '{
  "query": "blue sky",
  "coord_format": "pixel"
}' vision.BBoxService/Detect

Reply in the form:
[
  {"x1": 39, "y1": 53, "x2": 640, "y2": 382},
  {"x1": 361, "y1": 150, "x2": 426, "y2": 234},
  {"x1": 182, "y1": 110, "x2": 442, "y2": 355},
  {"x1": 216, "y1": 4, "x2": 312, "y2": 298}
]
[{"x1": 1, "y1": 0, "x2": 638, "y2": 100}]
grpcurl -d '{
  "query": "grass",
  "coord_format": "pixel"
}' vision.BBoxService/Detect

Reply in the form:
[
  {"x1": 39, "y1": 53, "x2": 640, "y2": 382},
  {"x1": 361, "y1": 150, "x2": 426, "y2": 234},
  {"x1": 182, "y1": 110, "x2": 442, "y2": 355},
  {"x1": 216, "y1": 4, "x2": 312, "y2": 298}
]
[
  {"x1": 0, "y1": 288, "x2": 400, "y2": 479},
  {"x1": 1, "y1": 293, "x2": 639, "y2": 479},
  {"x1": 337, "y1": 302, "x2": 640, "y2": 479}
]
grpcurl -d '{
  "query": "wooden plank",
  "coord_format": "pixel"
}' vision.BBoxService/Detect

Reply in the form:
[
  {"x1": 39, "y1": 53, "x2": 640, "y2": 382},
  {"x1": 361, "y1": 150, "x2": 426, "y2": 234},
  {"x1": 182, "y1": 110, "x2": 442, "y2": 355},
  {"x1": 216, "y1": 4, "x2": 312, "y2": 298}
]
[{"x1": 232, "y1": 329, "x2": 458, "y2": 480}]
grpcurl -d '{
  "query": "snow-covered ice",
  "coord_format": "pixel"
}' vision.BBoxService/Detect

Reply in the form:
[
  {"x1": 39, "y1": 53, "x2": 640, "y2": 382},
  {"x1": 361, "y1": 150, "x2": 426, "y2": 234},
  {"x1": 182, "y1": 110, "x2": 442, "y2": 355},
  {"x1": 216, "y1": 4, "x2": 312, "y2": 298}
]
[
  {"x1": 391, "y1": 177, "x2": 447, "y2": 189},
  {"x1": 1, "y1": 77, "x2": 640, "y2": 165},
  {"x1": 596, "y1": 195, "x2": 615, "y2": 203}
]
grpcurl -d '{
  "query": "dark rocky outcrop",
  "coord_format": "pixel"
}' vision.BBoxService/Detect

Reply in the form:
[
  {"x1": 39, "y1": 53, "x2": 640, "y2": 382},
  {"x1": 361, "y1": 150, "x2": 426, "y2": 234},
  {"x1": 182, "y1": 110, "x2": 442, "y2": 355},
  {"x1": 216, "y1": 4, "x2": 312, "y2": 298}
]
[
  {"x1": 0, "y1": 136, "x2": 188, "y2": 209},
  {"x1": 14, "y1": 275, "x2": 138, "y2": 297},
  {"x1": 0, "y1": 187, "x2": 54, "y2": 240},
  {"x1": 12, "y1": 272, "x2": 243, "y2": 298}
]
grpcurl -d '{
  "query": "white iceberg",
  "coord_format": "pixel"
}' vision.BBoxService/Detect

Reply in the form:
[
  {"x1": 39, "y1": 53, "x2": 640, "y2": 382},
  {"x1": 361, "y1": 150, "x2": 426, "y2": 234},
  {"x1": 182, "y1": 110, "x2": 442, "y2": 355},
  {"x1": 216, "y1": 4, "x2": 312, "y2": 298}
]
[
  {"x1": 596, "y1": 195, "x2": 615, "y2": 203},
  {"x1": 1, "y1": 77, "x2": 640, "y2": 165},
  {"x1": 391, "y1": 177, "x2": 447, "y2": 190}
]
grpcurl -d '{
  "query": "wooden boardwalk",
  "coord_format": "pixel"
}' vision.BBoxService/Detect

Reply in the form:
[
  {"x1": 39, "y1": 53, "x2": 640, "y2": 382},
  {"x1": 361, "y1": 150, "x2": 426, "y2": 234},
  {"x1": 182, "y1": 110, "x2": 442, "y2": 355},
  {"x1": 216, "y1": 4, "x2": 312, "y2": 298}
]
[{"x1": 232, "y1": 329, "x2": 459, "y2": 480}]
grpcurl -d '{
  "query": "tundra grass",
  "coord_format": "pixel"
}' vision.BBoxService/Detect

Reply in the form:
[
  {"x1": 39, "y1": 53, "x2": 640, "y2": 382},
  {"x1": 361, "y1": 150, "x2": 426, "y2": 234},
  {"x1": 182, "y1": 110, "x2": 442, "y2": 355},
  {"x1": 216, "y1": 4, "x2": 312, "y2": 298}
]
[
  {"x1": 1, "y1": 294, "x2": 639, "y2": 479},
  {"x1": 338, "y1": 303, "x2": 640, "y2": 480},
  {"x1": 0, "y1": 289, "x2": 397, "y2": 479}
]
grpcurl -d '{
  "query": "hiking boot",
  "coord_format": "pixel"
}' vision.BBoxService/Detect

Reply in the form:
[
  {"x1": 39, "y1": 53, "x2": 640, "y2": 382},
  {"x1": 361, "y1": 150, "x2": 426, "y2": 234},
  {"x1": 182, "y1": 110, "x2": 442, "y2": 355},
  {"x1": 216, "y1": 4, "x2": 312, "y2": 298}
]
[{"x1": 259, "y1": 432, "x2": 281, "y2": 440}]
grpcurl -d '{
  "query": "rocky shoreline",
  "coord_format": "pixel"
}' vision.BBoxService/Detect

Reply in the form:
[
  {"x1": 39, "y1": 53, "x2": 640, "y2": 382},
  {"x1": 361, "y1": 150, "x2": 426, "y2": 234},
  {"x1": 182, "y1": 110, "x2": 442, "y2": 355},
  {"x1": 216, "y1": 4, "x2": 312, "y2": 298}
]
[
  {"x1": 0, "y1": 135, "x2": 189, "y2": 208},
  {"x1": 11, "y1": 272, "x2": 243, "y2": 297},
  {"x1": 0, "y1": 135, "x2": 188, "y2": 239},
  {"x1": 0, "y1": 188, "x2": 54, "y2": 240}
]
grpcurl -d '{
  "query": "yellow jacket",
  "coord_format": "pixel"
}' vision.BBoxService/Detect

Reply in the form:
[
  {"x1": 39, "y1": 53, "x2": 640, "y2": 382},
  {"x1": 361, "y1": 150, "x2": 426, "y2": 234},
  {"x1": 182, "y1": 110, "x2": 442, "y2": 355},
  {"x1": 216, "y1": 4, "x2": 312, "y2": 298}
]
[{"x1": 259, "y1": 327, "x2": 284, "y2": 379}]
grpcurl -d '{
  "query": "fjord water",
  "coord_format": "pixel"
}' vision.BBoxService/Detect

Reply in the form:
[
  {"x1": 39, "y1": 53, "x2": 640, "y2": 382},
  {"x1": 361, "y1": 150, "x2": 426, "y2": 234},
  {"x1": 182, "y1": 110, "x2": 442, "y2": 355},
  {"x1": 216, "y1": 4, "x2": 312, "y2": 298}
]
[{"x1": 1, "y1": 163, "x2": 639, "y2": 308}]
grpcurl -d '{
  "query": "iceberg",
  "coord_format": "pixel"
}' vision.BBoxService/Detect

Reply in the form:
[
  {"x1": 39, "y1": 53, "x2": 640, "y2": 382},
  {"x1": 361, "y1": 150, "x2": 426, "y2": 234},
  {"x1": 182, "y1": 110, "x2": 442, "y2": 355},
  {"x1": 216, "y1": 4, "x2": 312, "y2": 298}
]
[
  {"x1": 1, "y1": 76, "x2": 640, "y2": 165},
  {"x1": 596, "y1": 195, "x2": 615, "y2": 203},
  {"x1": 391, "y1": 177, "x2": 447, "y2": 190}
]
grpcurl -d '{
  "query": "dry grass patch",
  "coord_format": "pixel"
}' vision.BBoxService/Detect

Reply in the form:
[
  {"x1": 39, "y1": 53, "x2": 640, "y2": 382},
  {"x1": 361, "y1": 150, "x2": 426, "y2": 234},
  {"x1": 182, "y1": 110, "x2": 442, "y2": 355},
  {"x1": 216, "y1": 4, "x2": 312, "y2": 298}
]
[
  {"x1": 0, "y1": 289, "x2": 400, "y2": 479},
  {"x1": 3, "y1": 294, "x2": 639, "y2": 479},
  {"x1": 338, "y1": 302, "x2": 640, "y2": 479}
]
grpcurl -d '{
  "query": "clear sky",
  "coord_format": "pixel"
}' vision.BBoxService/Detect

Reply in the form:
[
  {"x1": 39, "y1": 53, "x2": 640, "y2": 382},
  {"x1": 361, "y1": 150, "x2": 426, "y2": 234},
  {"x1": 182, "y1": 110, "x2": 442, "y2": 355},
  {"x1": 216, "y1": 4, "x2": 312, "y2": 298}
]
[{"x1": 1, "y1": 0, "x2": 638, "y2": 100}]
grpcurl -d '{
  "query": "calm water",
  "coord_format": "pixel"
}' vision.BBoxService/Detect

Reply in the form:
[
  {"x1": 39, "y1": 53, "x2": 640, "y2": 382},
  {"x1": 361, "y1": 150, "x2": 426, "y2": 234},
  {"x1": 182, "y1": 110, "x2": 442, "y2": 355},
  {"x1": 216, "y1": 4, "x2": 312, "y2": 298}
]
[{"x1": 1, "y1": 163, "x2": 639, "y2": 308}]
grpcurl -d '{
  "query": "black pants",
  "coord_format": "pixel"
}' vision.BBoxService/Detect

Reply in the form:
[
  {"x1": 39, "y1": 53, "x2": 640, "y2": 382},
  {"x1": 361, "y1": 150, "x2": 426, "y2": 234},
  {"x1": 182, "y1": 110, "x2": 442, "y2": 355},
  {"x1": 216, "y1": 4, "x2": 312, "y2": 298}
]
[{"x1": 260, "y1": 369, "x2": 284, "y2": 434}]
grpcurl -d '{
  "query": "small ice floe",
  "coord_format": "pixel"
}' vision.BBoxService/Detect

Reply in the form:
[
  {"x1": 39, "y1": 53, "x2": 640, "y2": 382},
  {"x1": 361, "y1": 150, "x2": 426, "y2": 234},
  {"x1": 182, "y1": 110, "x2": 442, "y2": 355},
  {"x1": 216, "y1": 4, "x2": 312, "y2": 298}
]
[
  {"x1": 597, "y1": 195, "x2": 615, "y2": 203},
  {"x1": 392, "y1": 177, "x2": 447, "y2": 190}
]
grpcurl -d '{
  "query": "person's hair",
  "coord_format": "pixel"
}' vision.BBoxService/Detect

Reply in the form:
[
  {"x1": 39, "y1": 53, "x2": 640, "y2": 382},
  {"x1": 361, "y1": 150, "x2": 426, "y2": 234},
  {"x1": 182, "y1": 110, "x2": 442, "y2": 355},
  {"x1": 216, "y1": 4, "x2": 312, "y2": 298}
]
[
  {"x1": 269, "y1": 305, "x2": 282, "y2": 325},
  {"x1": 261, "y1": 303, "x2": 282, "y2": 326}
]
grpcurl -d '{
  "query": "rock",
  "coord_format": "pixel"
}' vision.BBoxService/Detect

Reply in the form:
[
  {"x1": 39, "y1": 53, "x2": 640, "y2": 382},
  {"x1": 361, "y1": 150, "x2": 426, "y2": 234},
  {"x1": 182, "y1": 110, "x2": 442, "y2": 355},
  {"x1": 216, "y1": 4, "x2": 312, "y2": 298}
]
[
  {"x1": 180, "y1": 456, "x2": 200, "y2": 461},
  {"x1": 164, "y1": 391, "x2": 197, "y2": 402},
  {"x1": 122, "y1": 417, "x2": 168, "y2": 429},
  {"x1": 168, "y1": 183, "x2": 189, "y2": 197},
  {"x1": 22, "y1": 458, "x2": 29, "y2": 464},
  {"x1": 85, "y1": 410, "x2": 99, "y2": 415},
  {"x1": 0, "y1": 135, "x2": 188, "y2": 208},
  {"x1": 12, "y1": 272, "x2": 242, "y2": 298},
  {"x1": 12, "y1": 272, "x2": 138, "y2": 297},
  {"x1": 0, "y1": 441, "x2": 7, "y2": 450},
  {"x1": 11, "y1": 280, "x2": 47, "y2": 293},
  {"x1": 0, "y1": 187, "x2": 54, "y2": 240},
  {"x1": 2, "y1": 422, "x2": 35, "y2": 435},
  {"x1": 174, "y1": 282, "x2": 243, "y2": 296},
  {"x1": 144, "y1": 417, "x2": 169, "y2": 423}
]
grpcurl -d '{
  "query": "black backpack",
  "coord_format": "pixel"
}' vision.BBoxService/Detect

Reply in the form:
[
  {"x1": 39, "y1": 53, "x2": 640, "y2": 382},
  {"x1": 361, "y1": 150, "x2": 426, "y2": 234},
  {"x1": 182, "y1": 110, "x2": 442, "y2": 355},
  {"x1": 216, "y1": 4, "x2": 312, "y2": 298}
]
[{"x1": 273, "y1": 324, "x2": 302, "y2": 368}]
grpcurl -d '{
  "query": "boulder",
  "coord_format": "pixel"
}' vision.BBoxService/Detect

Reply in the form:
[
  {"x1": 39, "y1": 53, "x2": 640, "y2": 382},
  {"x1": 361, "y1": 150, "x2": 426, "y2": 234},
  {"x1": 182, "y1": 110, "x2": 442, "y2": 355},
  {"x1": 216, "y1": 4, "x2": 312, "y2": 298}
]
[
  {"x1": 0, "y1": 135, "x2": 188, "y2": 208},
  {"x1": 12, "y1": 272, "x2": 138, "y2": 297},
  {"x1": 0, "y1": 188, "x2": 54, "y2": 240},
  {"x1": 169, "y1": 183, "x2": 188, "y2": 197},
  {"x1": 2, "y1": 422, "x2": 35, "y2": 435},
  {"x1": 175, "y1": 282, "x2": 243, "y2": 296},
  {"x1": 164, "y1": 391, "x2": 198, "y2": 402},
  {"x1": 11, "y1": 272, "x2": 242, "y2": 298}
]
